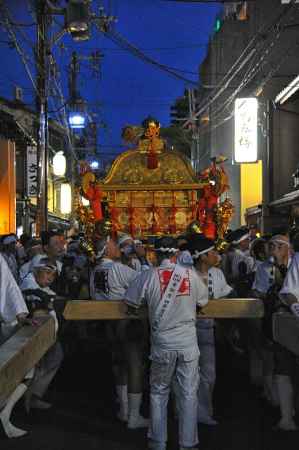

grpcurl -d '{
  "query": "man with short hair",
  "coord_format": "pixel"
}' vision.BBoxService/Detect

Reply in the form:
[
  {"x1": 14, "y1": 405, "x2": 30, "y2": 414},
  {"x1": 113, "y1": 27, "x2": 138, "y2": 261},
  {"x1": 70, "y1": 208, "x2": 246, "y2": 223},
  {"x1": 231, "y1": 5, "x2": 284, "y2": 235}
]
[{"x1": 125, "y1": 236, "x2": 208, "y2": 450}]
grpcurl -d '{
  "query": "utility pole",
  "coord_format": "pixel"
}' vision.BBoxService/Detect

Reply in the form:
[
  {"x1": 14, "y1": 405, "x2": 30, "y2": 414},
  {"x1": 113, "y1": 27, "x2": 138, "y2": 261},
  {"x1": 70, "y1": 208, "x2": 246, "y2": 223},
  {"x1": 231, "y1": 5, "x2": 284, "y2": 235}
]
[
  {"x1": 188, "y1": 88, "x2": 199, "y2": 172},
  {"x1": 36, "y1": 0, "x2": 48, "y2": 234},
  {"x1": 69, "y1": 51, "x2": 79, "y2": 101}
]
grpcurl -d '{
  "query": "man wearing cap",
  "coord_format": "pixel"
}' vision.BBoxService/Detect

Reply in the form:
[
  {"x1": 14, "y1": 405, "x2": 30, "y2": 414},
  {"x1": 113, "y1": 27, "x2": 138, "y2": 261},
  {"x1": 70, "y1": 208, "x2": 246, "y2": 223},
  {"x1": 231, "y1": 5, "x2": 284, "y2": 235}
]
[
  {"x1": 0, "y1": 234, "x2": 19, "y2": 282},
  {"x1": 90, "y1": 237, "x2": 149, "y2": 429},
  {"x1": 125, "y1": 236, "x2": 208, "y2": 450},
  {"x1": 188, "y1": 235, "x2": 232, "y2": 426},
  {"x1": 0, "y1": 253, "x2": 32, "y2": 438},
  {"x1": 20, "y1": 258, "x2": 63, "y2": 413}
]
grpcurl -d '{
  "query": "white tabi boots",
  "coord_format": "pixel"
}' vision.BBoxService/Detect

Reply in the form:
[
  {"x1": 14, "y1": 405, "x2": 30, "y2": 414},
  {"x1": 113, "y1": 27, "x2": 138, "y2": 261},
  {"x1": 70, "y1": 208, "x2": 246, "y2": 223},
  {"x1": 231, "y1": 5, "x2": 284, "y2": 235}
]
[
  {"x1": 127, "y1": 393, "x2": 149, "y2": 429},
  {"x1": 0, "y1": 383, "x2": 28, "y2": 438},
  {"x1": 276, "y1": 375, "x2": 298, "y2": 431},
  {"x1": 116, "y1": 385, "x2": 128, "y2": 422}
]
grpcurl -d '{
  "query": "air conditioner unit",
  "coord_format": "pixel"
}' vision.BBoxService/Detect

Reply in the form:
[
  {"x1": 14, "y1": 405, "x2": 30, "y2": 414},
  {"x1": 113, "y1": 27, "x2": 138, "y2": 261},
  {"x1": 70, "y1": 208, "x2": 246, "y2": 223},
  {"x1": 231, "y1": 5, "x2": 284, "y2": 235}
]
[{"x1": 14, "y1": 86, "x2": 23, "y2": 102}]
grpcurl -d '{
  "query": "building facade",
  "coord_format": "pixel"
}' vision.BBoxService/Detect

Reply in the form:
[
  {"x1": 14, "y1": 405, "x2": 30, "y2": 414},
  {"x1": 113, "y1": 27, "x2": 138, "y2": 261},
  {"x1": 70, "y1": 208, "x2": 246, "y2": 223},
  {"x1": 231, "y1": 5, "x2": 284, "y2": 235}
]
[
  {"x1": 194, "y1": 0, "x2": 299, "y2": 232},
  {"x1": 0, "y1": 97, "x2": 77, "y2": 236}
]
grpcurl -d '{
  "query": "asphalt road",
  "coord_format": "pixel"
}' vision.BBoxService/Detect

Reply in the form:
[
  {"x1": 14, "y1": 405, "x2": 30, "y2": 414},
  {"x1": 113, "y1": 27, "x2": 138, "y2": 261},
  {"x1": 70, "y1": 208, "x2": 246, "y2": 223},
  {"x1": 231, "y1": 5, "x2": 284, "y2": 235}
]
[{"x1": 2, "y1": 324, "x2": 299, "y2": 450}]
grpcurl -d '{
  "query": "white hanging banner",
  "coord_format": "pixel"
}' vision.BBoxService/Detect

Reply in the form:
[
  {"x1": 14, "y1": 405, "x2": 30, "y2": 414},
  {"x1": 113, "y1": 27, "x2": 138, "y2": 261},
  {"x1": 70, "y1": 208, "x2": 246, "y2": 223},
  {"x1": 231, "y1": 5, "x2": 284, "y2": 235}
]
[
  {"x1": 27, "y1": 146, "x2": 38, "y2": 197},
  {"x1": 234, "y1": 98, "x2": 258, "y2": 163}
]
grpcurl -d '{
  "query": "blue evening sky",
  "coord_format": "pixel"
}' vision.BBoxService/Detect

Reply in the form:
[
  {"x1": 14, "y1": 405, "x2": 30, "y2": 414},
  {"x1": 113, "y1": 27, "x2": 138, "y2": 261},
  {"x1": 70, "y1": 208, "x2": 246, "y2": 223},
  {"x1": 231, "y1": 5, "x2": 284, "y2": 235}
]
[{"x1": 0, "y1": 0, "x2": 221, "y2": 162}]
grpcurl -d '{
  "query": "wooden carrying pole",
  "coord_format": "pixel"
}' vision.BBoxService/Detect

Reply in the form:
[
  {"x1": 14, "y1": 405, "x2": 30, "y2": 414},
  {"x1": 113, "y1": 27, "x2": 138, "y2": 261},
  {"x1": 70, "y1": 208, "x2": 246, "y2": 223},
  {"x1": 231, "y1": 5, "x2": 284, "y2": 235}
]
[
  {"x1": 0, "y1": 317, "x2": 56, "y2": 404},
  {"x1": 63, "y1": 299, "x2": 264, "y2": 321}
]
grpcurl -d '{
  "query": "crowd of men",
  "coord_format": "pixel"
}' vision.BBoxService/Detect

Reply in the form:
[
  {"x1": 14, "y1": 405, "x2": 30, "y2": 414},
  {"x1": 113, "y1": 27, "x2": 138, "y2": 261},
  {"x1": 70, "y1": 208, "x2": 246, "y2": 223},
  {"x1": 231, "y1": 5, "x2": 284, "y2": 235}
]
[{"x1": 0, "y1": 224, "x2": 299, "y2": 449}]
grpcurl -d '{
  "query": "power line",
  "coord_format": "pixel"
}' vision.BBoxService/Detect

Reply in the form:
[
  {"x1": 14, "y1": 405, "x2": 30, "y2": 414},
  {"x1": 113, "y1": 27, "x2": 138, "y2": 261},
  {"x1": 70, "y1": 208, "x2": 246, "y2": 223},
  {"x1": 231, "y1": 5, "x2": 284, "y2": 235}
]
[
  {"x1": 104, "y1": 29, "x2": 198, "y2": 86},
  {"x1": 182, "y1": 0, "x2": 299, "y2": 127},
  {"x1": 0, "y1": 4, "x2": 38, "y2": 95}
]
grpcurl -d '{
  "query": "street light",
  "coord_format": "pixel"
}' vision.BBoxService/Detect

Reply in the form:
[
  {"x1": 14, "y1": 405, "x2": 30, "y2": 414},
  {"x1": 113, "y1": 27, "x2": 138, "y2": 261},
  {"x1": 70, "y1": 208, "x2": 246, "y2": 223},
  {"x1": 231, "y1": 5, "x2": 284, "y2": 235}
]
[
  {"x1": 90, "y1": 160, "x2": 99, "y2": 169},
  {"x1": 68, "y1": 98, "x2": 87, "y2": 129},
  {"x1": 66, "y1": 0, "x2": 89, "y2": 32},
  {"x1": 60, "y1": 183, "x2": 72, "y2": 214},
  {"x1": 71, "y1": 29, "x2": 90, "y2": 41},
  {"x1": 53, "y1": 151, "x2": 66, "y2": 176}
]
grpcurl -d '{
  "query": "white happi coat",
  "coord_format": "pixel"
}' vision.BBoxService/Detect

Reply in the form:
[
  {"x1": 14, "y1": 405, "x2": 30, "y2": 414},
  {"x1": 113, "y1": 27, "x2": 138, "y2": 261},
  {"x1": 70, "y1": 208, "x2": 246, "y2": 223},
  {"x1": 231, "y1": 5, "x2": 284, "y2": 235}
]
[
  {"x1": 125, "y1": 259, "x2": 208, "y2": 351},
  {"x1": 21, "y1": 272, "x2": 58, "y2": 333},
  {"x1": 252, "y1": 260, "x2": 276, "y2": 294},
  {"x1": 1, "y1": 252, "x2": 19, "y2": 283},
  {"x1": 197, "y1": 267, "x2": 233, "y2": 330},
  {"x1": 125, "y1": 259, "x2": 208, "y2": 449},
  {"x1": 19, "y1": 260, "x2": 31, "y2": 283},
  {"x1": 195, "y1": 267, "x2": 232, "y2": 423},
  {"x1": 230, "y1": 248, "x2": 255, "y2": 280},
  {"x1": 280, "y1": 253, "x2": 299, "y2": 301},
  {"x1": 90, "y1": 258, "x2": 140, "y2": 301},
  {"x1": 0, "y1": 254, "x2": 28, "y2": 324},
  {"x1": 253, "y1": 258, "x2": 292, "y2": 295}
]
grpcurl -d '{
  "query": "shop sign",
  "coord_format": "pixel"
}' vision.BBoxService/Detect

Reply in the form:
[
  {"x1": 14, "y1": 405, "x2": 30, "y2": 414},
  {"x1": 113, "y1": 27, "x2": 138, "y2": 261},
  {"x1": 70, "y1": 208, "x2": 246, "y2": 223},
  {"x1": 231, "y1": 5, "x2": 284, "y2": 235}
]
[
  {"x1": 27, "y1": 146, "x2": 38, "y2": 197},
  {"x1": 234, "y1": 98, "x2": 258, "y2": 163}
]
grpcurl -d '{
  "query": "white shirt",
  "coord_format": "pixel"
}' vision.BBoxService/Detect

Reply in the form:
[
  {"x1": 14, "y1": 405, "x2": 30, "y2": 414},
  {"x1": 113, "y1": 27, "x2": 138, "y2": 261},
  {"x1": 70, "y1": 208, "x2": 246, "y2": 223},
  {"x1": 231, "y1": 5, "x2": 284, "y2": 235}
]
[
  {"x1": 1, "y1": 252, "x2": 19, "y2": 282},
  {"x1": 0, "y1": 254, "x2": 28, "y2": 323},
  {"x1": 20, "y1": 273, "x2": 58, "y2": 333},
  {"x1": 90, "y1": 258, "x2": 140, "y2": 301},
  {"x1": 125, "y1": 259, "x2": 208, "y2": 351}
]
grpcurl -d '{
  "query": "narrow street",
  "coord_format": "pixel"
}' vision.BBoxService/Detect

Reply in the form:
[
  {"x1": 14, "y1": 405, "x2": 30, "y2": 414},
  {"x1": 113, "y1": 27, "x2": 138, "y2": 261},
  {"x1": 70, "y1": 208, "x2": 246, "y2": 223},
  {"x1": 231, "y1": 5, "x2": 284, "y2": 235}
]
[{"x1": 3, "y1": 327, "x2": 299, "y2": 450}]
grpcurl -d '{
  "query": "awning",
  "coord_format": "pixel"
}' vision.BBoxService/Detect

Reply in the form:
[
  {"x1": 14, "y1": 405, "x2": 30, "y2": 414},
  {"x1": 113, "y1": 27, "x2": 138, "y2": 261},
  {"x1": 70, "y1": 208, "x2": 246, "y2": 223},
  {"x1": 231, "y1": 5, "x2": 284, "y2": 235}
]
[{"x1": 269, "y1": 190, "x2": 299, "y2": 208}]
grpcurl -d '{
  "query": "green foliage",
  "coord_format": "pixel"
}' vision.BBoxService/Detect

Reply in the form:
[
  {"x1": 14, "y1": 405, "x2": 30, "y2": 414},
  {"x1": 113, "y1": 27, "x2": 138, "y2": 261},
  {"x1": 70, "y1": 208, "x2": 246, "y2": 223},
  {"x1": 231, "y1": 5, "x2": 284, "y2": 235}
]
[{"x1": 160, "y1": 125, "x2": 192, "y2": 159}]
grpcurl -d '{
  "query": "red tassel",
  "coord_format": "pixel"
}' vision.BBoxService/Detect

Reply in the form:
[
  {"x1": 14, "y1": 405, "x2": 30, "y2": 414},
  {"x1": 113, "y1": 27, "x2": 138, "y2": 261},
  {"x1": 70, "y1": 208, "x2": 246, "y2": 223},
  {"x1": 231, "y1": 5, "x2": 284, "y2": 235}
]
[{"x1": 148, "y1": 153, "x2": 158, "y2": 169}]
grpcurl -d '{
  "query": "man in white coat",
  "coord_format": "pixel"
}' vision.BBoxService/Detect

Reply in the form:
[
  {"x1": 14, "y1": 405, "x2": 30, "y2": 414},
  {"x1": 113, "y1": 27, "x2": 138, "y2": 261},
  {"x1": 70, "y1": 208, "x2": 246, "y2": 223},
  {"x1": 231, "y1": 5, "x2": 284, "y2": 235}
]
[
  {"x1": 20, "y1": 258, "x2": 63, "y2": 413},
  {"x1": 125, "y1": 236, "x2": 208, "y2": 450},
  {"x1": 0, "y1": 254, "x2": 31, "y2": 438},
  {"x1": 188, "y1": 235, "x2": 232, "y2": 425},
  {"x1": 225, "y1": 228, "x2": 255, "y2": 283},
  {"x1": 90, "y1": 237, "x2": 149, "y2": 429}
]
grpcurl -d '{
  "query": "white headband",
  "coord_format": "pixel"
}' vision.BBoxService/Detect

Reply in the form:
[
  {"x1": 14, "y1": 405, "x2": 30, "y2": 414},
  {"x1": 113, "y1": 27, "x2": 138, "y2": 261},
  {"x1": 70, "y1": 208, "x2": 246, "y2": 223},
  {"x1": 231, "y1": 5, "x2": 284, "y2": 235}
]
[
  {"x1": 2, "y1": 235, "x2": 17, "y2": 245},
  {"x1": 156, "y1": 247, "x2": 179, "y2": 253},
  {"x1": 232, "y1": 233, "x2": 249, "y2": 245},
  {"x1": 192, "y1": 246, "x2": 215, "y2": 259},
  {"x1": 269, "y1": 238, "x2": 290, "y2": 247},
  {"x1": 118, "y1": 234, "x2": 133, "y2": 246}
]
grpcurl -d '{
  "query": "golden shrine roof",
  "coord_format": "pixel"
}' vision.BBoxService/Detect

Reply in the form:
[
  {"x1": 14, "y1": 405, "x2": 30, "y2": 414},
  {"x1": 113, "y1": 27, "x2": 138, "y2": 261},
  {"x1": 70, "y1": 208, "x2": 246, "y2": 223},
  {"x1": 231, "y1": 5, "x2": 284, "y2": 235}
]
[{"x1": 99, "y1": 148, "x2": 202, "y2": 191}]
